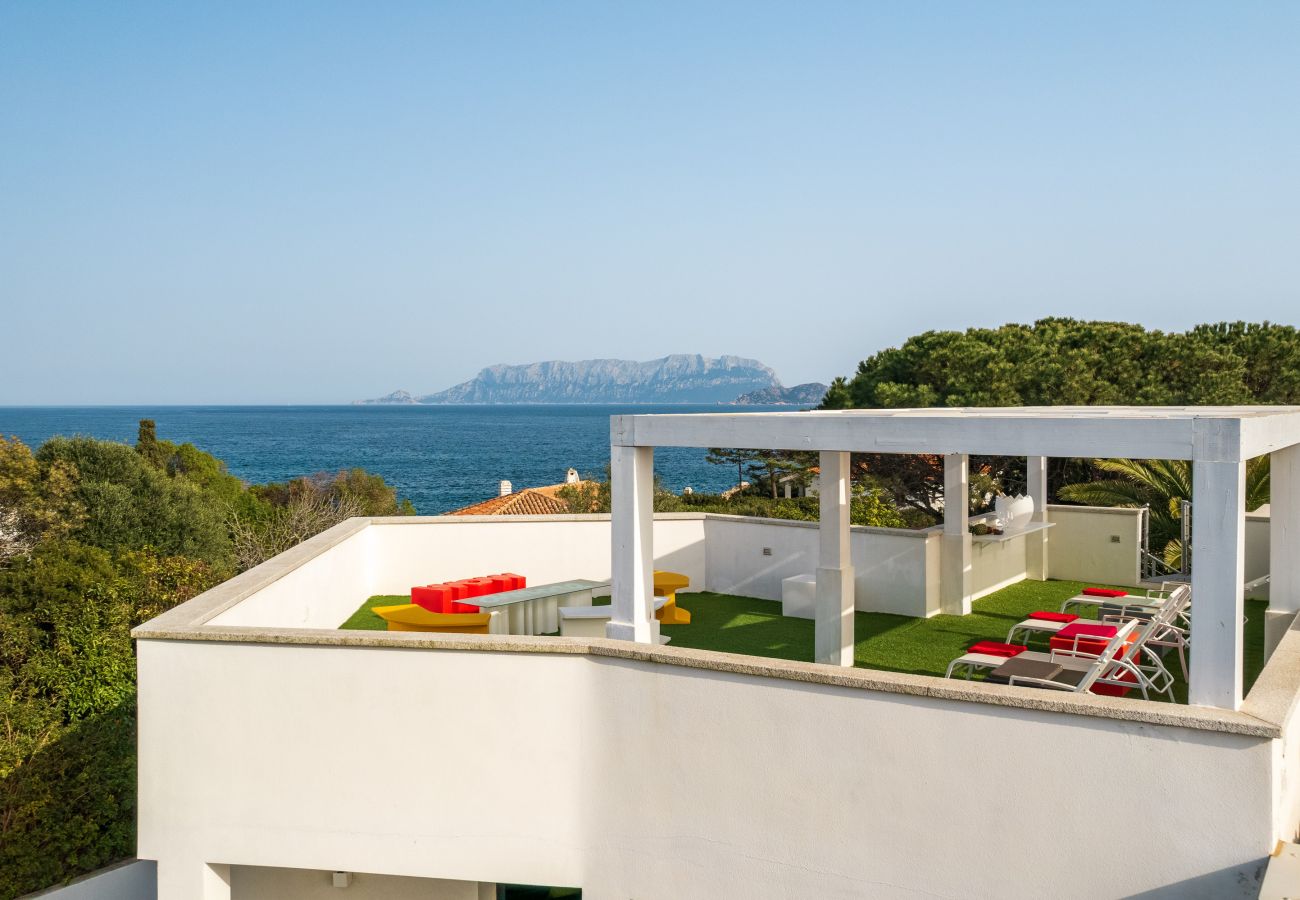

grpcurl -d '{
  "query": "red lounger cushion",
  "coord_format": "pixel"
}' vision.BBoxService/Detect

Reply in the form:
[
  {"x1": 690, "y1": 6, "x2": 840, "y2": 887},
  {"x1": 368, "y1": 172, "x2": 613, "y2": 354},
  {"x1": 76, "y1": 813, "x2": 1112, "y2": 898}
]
[
  {"x1": 968, "y1": 641, "x2": 1026, "y2": 658},
  {"x1": 1056, "y1": 622, "x2": 1118, "y2": 640},
  {"x1": 1028, "y1": 611, "x2": 1078, "y2": 623},
  {"x1": 1083, "y1": 587, "x2": 1128, "y2": 598}
]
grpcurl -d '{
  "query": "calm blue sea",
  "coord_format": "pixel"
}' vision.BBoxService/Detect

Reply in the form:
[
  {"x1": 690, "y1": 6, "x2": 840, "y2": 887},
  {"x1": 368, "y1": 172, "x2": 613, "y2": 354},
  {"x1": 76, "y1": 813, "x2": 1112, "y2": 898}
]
[{"x1": 0, "y1": 405, "x2": 781, "y2": 514}]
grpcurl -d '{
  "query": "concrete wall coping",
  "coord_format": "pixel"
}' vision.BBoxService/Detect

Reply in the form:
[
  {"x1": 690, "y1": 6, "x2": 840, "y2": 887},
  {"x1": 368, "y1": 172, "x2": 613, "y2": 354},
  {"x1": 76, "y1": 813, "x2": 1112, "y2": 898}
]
[
  {"x1": 1243, "y1": 611, "x2": 1300, "y2": 730},
  {"x1": 1045, "y1": 504, "x2": 1143, "y2": 518},
  {"x1": 133, "y1": 514, "x2": 1298, "y2": 742},
  {"x1": 697, "y1": 513, "x2": 931, "y2": 539},
  {"x1": 369, "y1": 512, "x2": 931, "y2": 540}
]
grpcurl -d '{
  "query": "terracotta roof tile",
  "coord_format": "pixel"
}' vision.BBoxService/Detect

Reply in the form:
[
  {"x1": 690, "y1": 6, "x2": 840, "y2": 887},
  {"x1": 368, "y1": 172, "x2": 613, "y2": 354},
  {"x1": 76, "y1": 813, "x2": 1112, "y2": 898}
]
[{"x1": 448, "y1": 488, "x2": 570, "y2": 517}]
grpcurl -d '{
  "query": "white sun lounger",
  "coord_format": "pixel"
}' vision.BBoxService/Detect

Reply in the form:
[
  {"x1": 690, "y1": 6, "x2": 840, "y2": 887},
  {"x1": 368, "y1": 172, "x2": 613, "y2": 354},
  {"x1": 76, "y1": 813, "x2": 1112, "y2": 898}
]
[
  {"x1": 951, "y1": 590, "x2": 1187, "y2": 700},
  {"x1": 995, "y1": 619, "x2": 1142, "y2": 694}
]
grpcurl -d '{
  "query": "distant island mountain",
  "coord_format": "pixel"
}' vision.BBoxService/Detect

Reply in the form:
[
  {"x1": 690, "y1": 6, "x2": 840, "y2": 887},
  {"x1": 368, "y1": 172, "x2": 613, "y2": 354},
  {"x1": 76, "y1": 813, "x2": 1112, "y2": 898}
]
[
  {"x1": 733, "y1": 383, "x2": 829, "y2": 406},
  {"x1": 357, "y1": 355, "x2": 822, "y2": 405}
]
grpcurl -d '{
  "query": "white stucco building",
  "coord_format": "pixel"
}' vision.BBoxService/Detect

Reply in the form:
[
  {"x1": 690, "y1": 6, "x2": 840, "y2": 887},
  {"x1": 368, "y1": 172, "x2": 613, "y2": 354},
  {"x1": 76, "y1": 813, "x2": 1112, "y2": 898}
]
[{"x1": 131, "y1": 406, "x2": 1300, "y2": 899}]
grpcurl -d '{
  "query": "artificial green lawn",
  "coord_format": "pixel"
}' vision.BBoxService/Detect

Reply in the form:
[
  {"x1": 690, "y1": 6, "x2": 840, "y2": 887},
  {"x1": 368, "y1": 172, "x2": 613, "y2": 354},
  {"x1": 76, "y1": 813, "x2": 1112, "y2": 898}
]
[
  {"x1": 340, "y1": 594, "x2": 407, "y2": 630},
  {"x1": 342, "y1": 580, "x2": 1268, "y2": 704}
]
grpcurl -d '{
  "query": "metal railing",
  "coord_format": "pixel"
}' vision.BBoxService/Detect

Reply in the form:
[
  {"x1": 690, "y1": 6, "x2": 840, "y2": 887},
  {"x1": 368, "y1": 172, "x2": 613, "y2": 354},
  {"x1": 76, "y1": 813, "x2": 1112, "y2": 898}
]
[{"x1": 1139, "y1": 501, "x2": 1192, "y2": 581}]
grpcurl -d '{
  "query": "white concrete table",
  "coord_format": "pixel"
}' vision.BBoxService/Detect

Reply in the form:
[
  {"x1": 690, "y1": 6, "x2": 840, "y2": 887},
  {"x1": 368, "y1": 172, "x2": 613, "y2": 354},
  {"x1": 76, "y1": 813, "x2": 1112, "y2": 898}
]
[{"x1": 471, "y1": 579, "x2": 610, "y2": 635}]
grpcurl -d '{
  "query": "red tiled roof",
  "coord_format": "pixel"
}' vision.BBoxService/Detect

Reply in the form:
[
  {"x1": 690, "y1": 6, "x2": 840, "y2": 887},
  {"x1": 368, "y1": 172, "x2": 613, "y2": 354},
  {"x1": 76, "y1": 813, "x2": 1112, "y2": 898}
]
[{"x1": 448, "y1": 488, "x2": 570, "y2": 517}]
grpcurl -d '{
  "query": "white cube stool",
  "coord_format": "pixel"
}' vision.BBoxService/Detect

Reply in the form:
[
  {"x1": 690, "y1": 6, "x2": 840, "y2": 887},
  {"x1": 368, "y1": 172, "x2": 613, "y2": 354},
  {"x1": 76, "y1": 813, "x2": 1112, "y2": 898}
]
[{"x1": 781, "y1": 573, "x2": 817, "y2": 619}]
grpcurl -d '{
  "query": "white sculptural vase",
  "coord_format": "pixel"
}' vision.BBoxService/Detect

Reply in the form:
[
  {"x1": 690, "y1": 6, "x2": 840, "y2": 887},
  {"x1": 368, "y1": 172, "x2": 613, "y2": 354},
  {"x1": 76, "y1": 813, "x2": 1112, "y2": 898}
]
[{"x1": 994, "y1": 494, "x2": 1035, "y2": 534}]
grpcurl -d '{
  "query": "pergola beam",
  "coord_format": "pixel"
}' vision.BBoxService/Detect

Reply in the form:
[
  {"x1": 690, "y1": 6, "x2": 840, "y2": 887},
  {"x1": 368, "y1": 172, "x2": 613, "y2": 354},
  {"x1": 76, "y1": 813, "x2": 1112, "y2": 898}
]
[{"x1": 613, "y1": 411, "x2": 1203, "y2": 459}]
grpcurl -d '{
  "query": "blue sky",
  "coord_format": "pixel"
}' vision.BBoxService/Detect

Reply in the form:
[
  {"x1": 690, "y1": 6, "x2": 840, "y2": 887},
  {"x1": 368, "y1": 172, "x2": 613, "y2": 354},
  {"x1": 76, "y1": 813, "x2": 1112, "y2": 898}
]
[{"x1": 2, "y1": 2, "x2": 1297, "y2": 404}]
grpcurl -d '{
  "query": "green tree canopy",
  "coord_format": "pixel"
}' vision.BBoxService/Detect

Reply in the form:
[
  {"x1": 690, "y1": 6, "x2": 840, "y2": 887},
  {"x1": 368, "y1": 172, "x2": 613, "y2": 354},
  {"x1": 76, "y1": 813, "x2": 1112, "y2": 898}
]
[
  {"x1": 37, "y1": 437, "x2": 234, "y2": 571},
  {"x1": 828, "y1": 319, "x2": 1300, "y2": 410}
]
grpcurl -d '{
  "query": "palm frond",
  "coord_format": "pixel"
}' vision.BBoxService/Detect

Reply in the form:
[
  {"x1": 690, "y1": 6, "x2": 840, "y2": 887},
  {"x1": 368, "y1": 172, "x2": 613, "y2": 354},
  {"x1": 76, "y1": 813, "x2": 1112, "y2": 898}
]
[
  {"x1": 1162, "y1": 538, "x2": 1184, "y2": 570},
  {"x1": 1058, "y1": 479, "x2": 1152, "y2": 508},
  {"x1": 1246, "y1": 456, "x2": 1270, "y2": 511}
]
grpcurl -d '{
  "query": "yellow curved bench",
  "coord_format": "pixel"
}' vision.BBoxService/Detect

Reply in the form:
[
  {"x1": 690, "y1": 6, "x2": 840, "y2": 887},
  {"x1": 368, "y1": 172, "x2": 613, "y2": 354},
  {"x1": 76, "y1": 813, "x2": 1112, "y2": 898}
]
[
  {"x1": 372, "y1": 604, "x2": 492, "y2": 634},
  {"x1": 653, "y1": 570, "x2": 692, "y2": 625}
]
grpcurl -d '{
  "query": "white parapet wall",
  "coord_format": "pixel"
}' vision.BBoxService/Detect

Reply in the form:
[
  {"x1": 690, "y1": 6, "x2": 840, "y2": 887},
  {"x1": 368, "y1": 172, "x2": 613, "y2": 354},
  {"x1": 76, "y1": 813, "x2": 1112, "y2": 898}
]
[
  {"x1": 1045, "y1": 504, "x2": 1145, "y2": 587},
  {"x1": 136, "y1": 631, "x2": 1284, "y2": 899},
  {"x1": 969, "y1": 531, "x2": 1031, "y2": 599},
  {"x1": 30, "y1": 859, "x2": 156, "y2": 900},
  {"x1": 207, "y1": 514, "x2": 952, "y2": 629},
  {"x1": 207, "y1": 515, "x2": 709, "y2": 629},
  {"x1": 703, "y1": 515, "x2": 940, "y2": 616},
  {"x1": 1045, "y1": 504, "x2": 1271, "y2": 591},
  {"x1": 1248, "y1": 508, "x2": 1271, "y2": 589},
  {"x1": 367, "y1": 515, "x2": 709, "y2": 597},
  {"x1": 202, "y1": 509, "x2": 1271, "y2": 634}
]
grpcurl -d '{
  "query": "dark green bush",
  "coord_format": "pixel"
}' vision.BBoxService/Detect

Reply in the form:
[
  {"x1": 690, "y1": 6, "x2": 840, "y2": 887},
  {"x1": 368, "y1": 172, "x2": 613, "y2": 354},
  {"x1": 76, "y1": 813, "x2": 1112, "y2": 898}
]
[
  {"x1": 37, "y1": 437, "x2": 234, "y2": 570},
  {"x1": 0, "y1": 703, "x2": 136, "y2": 899}
]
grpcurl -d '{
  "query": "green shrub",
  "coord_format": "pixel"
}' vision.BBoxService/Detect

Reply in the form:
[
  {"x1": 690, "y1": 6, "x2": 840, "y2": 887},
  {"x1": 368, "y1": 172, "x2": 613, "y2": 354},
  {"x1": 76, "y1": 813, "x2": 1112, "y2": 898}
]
[
  {"x1": 2, "y1": 427, "x2": 411, "y2": 895},
  {"x1": 0, "y1": 541, "x2": 220, "y2": 898},
  {"x1": 0, "y1": 703, "x2": 136, "y2": 899},
  {"x1": 37, "y1": 437, "x2": 234, "y2": 570}
]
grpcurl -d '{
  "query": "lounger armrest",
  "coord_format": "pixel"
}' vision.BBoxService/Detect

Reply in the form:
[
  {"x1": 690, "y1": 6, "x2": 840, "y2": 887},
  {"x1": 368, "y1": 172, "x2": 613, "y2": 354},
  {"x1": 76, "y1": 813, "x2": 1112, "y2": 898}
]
[{"x1": 1060, "y1": 598, "x2": 1097, "y2": 614}]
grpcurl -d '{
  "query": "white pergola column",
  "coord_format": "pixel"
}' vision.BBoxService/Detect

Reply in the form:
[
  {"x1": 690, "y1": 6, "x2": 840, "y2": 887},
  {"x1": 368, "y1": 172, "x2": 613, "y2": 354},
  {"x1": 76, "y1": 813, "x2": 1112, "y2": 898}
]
[
  {"x1": 1271, "y1": 443, "x2": 1300, "y2": 614},
  {"x1": 1189, "y1": 456, "x2": 1247, "y2": 710},
  {"x1": 1268, "y1": 443, "x2": 1300, "y2": 655},
  {"x1": 157, "y1": 860, "x2": 230, "y2": 900},
  {"x1": 1026, "y1": 456, "x2": 1050, "y2": 580},
  {"x1": 941, "y1": 453, "x2": 972, "y2": 615},
  {"x1": 608, "y1": 444, "x2": 658, "y2": 644},
  {"x1": 815, "y1": 450, "x2": 855, "y2": 666}
]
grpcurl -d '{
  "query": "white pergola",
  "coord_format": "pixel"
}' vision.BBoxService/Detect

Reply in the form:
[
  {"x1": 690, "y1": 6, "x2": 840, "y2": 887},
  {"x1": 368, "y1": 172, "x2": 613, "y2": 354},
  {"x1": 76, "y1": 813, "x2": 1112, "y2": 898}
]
[{"x1": 606, "y1": 406, "x2": 1300, "y2": 711}]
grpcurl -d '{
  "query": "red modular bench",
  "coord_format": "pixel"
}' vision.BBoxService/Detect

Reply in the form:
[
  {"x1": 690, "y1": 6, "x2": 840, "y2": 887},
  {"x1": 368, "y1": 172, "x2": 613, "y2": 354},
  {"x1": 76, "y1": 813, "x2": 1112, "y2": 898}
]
[{"x1": 411, "y1": 573, "x2": 527, "y2": 614}]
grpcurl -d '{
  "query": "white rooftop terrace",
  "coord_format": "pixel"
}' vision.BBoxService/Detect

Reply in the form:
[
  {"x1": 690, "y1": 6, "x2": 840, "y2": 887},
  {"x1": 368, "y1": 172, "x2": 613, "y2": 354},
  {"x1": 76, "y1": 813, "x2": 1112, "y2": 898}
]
[{"x1": 130, "y1": 405, "x2": 1300, "y2": 898}]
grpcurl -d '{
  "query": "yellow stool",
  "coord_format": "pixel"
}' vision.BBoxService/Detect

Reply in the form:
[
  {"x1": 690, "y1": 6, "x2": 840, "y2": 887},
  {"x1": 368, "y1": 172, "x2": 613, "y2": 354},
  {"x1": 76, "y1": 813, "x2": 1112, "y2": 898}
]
[
  {"x1": 653, "y1": 571, "x2": 692, "y2": 625},
  {"x1": 372, "y1": 604, "x2": 492, "y2": 634}
]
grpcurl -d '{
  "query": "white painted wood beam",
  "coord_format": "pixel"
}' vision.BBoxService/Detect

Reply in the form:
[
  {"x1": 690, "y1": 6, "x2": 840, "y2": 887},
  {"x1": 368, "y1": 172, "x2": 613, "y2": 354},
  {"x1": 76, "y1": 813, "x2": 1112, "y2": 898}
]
[
  {"x1": 611, "y1": 412, "x2": 1202, "y2": 459},
  {"x1": 941, "y1": 453, "x2": 972, "y2": 615},
  {"x1": 815, "y1": 451, "x2": 854, "y2": 666},
  {"x1": 608, "y1": 444, "x2": 657, "y2": 644},
  {"x1": 1272, "y1": 443, "x2": 1300, "y2": 615},
  {"x1": 1026, "y1": 456, "x2": 1050, "y2": 581},
  {"x1": 1240, "y1": 412, "x2": 1300, "y2": 459},
  {"x1": 1189, "y1": 450, "x2": 1247, "y2": 710}
]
